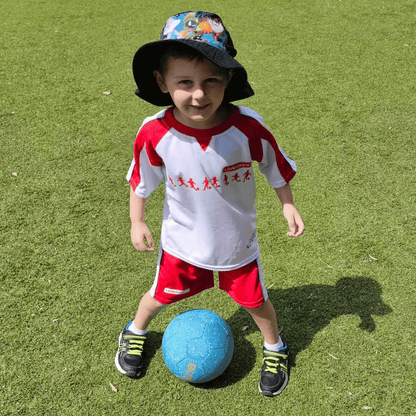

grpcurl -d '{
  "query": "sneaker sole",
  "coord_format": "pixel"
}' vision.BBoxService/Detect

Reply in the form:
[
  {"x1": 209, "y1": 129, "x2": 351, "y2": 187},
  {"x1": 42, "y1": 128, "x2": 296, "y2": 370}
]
[
  {"x1": 115, "y1": 331, "x2": 128, "y2": 375},
  {"x1": 114, "y1": 331, "x2": 142, "y2": 378},
  {"x1": 258, "y1": 373, "x2": 289, "y2": 396}
]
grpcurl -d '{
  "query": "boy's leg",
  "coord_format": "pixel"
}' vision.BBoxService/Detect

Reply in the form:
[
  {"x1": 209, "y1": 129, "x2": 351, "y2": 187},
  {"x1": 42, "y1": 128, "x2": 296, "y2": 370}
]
[
  {"x1": 116, "y1": 250, "x2": 215, "y2": 378},
  {"x1": 244, "y1": 300, "x2": 289, "y2": 397},
  {"x1": 115, "y1": 291, "x2": 165, "y2": 378},
  {"x1": 133, "y1": 290, "x2": 166, "y2": 331},
  {"x1": 219, "y1": 260, "x2": 289, "y2": 396},
  {"x1": 243, "y1": 299, "x2": 279, "y2": 344}
]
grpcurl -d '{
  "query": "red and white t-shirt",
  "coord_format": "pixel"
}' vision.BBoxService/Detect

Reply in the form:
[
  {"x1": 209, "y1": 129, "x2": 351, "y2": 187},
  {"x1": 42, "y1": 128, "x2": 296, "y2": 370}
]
[{"x1": 126, "y1": 105, "x2": 296, "y2": 271}]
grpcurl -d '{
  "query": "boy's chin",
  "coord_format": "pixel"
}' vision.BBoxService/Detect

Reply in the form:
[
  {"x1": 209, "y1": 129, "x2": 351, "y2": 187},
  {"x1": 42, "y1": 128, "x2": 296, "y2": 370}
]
[{"x1": 174, "y1": 104, "x2": 228, "y2": 129}]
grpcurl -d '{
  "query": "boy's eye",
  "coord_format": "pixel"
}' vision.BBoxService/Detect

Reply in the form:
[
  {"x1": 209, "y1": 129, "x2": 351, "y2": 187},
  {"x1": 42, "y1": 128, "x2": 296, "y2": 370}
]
[{"x1": 176, "y1": 78, "x2": 224, "y2": 87}]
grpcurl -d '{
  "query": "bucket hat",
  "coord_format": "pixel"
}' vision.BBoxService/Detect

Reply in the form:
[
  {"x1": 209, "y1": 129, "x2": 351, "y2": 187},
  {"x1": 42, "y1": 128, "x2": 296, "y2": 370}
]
[{"x1": 132, "y1": 11, "x2": 254, "y2": 106}]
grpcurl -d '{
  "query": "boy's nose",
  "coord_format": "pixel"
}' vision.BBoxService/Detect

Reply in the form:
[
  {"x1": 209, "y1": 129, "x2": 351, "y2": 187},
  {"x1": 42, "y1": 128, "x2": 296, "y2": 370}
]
[{"x1": 192, "y1": 86, "x2": 206, "y2": 100}]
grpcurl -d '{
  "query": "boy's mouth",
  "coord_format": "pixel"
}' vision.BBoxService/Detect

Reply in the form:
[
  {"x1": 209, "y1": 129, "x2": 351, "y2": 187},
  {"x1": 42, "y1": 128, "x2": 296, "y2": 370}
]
[{"x1": 191, "y1": 103, "x2": 210, "y2": 110}]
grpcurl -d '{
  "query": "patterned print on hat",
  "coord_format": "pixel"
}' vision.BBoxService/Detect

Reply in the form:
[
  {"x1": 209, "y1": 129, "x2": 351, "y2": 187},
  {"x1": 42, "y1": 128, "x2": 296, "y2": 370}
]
[{"x1": 160, "y1": 12, "x2": 235, "y2": 56}]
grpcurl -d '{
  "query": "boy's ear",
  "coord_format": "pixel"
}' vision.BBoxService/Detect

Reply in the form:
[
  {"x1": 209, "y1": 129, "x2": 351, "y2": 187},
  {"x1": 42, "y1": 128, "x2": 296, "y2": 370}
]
[{"x1": 154, "y1": 71, "x2": 169, "y2": 93}]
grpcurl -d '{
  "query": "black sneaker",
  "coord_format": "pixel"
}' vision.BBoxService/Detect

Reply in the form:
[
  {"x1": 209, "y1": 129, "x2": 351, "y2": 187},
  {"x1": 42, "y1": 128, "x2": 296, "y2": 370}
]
[
  {"x1": 115, "y1": 321, "x2": 147, "y2": 378},
  {"x1": 258, "y1": 335, "x2": 289, "y2": 396}
]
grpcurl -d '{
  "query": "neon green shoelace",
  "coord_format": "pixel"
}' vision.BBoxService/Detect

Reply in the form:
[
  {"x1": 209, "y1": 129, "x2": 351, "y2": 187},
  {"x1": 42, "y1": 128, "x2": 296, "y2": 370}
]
[
  {"x1": 120, "y1": 334, "x2": 146, "y2": 356},
  {"x1": 263, "y1": 351, "x2": 288, "y2": 374}
]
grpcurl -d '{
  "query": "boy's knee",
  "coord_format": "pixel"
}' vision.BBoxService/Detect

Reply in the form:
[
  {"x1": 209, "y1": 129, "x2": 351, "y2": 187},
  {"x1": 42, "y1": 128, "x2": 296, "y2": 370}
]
[{"x1": 243, "y1": 298, "x2": 274, "y2": 314}]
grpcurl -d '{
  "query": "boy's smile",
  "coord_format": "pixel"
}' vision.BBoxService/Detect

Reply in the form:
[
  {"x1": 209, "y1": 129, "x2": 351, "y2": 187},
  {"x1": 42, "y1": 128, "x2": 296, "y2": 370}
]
[{"x1": 154, "y1": 57, "x2": 232, "y2": 129}]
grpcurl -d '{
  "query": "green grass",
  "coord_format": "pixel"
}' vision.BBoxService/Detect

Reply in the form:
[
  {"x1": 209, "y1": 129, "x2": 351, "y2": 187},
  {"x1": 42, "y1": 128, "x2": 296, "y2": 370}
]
[{"x1": 1, "y1": 0, "x2": 415, "y2": 414}]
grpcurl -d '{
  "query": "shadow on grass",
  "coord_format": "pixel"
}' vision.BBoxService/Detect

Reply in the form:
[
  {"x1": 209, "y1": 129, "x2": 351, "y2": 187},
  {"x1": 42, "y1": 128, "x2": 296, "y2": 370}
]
[
  {"x1": 137, "y1": 331, "x2": 164, "y2": 379},
  {"x1": 191, "y1": 332, "x2": 257, "y2": 390},
  {"x1": 197, "y1": 276, "x2": 391, "y2": 389}
]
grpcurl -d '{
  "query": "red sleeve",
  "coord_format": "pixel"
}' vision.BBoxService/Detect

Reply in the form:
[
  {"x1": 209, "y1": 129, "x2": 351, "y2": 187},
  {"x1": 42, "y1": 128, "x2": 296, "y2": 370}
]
[
  {"x1": 128, "y1": 118, "x2": 168, "y2": 192},
  {"x1": 235, "y1": 115, "x2": 296, "y2": 184}
]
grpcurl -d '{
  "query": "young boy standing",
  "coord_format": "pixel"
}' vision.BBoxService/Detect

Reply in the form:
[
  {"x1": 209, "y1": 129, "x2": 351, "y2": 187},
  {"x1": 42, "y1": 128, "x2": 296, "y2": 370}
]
[{"x1": 115, "y1": 11, "x2": 304, "y2": 397}]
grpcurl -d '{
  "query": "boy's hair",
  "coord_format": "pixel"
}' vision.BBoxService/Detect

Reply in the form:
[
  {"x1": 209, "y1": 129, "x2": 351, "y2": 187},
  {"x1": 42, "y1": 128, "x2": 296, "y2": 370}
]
[
  {"x1": 157, "y1": 43, "x2": 206, "y2": 74},
  {"x1": 157, "y1": 43, "x2": 234, "y2": 82}
]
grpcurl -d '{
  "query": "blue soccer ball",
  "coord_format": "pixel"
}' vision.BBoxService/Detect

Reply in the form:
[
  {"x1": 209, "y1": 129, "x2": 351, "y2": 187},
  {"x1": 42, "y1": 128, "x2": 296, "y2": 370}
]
[{"x1": 162, "y1": 309, "x2": 234, "y2": 383}]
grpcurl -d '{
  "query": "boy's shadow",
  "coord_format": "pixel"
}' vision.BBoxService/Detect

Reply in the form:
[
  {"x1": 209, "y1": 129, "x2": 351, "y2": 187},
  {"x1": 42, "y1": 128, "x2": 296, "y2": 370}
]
[{"x1": 198, "y1": 276, "x2": 391, "y2": 389}]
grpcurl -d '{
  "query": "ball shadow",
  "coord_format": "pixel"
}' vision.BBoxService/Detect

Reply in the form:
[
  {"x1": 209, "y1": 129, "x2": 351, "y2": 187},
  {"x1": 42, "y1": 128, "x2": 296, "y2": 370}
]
[
  {"x1": 190, "y1": 329, "x2": 257, "y2": 390},
  {"x1": 138, "y1": 330, "x2": 164, "y2": 379}
]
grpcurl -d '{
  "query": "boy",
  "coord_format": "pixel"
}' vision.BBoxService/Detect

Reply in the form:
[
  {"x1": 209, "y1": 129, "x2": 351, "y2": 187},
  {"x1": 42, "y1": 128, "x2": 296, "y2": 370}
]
[{"x1": 115, "y1": 11, "x2": 304, "y2": 397}]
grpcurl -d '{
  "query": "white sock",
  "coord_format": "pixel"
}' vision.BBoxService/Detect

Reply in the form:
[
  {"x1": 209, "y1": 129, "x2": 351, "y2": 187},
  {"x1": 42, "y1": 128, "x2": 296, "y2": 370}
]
[
  {"x1": 127, "y1": 321, "x2": 147, "y2": 336},
  {"x1": 264, "y1": 337, "x2": 284, "y2": 352}
]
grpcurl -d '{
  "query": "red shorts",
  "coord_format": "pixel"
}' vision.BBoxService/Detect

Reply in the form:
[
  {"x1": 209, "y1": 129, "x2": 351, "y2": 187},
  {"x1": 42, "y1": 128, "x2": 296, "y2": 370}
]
[{"x1": 149, "y1": 251, "x2": 268, "y2": 308}]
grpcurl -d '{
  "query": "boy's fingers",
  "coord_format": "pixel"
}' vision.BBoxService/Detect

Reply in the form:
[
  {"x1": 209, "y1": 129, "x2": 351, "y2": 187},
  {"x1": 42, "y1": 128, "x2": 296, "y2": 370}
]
[
  {"x1": 287, "y1": 228, "x2": 298, "y2": 237},
  {"x1": 287, "y1": 214, "x2": 305, "y2": 238},
  {"x1": 131, "y1": 223, "x2": 155, "y2": 252},
  {"x1": 296, "y1": 215, "x2": 305, "y2": 236},
  {"x1": 132, "y1": 235, "x2": 154, "y2": 252},
  {"x1": 145, "y1": 233, "x2": 155, "y2": 250},
  {"x1": 135, "y1": 242, "x2": 154, "y2": 252},
  {"x1": 287, "y1": 220, "x2": 296, "y2": 236}
]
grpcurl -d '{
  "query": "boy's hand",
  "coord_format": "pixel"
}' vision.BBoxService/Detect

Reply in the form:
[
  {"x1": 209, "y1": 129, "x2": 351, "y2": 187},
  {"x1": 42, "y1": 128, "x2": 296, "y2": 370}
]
[
  {"x1": 131, "y1": 221, "x2": 155, "y2": 252},
  {"x1": 283, "y1": 204, "x2": 305, "y2": 238},
  {"x1": 274, "y1": 184, "x2": 305, "y2": 238}
]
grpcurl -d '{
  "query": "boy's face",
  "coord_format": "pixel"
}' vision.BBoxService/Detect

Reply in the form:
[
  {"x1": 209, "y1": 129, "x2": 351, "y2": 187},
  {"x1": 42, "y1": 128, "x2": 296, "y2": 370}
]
[{"x1": 154, "y1": 57, "x2": 232, "y2": 129}]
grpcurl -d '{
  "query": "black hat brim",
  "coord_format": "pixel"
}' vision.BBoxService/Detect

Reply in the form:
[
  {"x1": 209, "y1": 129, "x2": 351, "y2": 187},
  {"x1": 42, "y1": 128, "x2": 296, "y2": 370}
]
[{"x1": 132, "y1": 39, "x2": 254, "y2": 106}]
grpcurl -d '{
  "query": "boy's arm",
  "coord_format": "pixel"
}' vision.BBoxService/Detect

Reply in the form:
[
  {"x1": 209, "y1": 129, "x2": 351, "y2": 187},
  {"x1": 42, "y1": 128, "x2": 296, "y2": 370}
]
[
  {"x1": 274, "y1": 183, "x2": 305, "y2": 238},
  {"x1": 130, "y1": 187, "x2": 155, "y2": 252}
]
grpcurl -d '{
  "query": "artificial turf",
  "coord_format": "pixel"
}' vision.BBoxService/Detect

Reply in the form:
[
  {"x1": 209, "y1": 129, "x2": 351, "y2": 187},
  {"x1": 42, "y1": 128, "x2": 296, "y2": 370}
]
[{"x1": 1, "y1": 0, "x2": 415, "y2": 414}]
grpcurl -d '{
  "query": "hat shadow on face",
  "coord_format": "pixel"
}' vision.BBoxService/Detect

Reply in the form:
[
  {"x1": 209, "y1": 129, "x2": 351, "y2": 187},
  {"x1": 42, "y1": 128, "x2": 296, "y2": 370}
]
[{"x1": 133, "y1": 38, "x2": 254, "y2": 107}]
